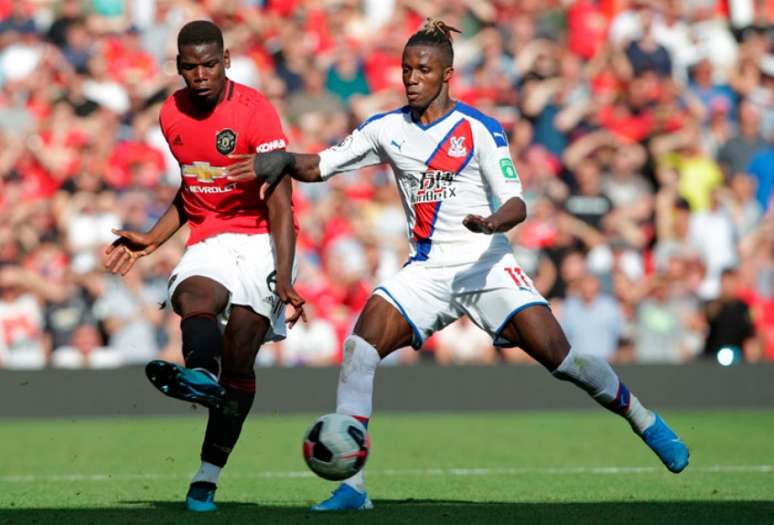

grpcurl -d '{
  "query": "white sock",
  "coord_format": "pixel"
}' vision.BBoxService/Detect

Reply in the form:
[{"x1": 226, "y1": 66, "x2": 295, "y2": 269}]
[
  {"x1": 336, "y1": 335, "x2": 380, "y2": 493},
  {"x1": 553, "y1": 348, "x2": 654, "y2": 433},
  {"x1": 191, "y1": 461, "x2": 221, "y2": 485},
  {"x1": 626, "y1": 395, "x2": 656, "y2": 434},
  {"x1": 344, "y1": 466, "x2": 366, "y2": 493},
  {"x1": 336, "y1": 335, "x2": 380, "y2": 420}
]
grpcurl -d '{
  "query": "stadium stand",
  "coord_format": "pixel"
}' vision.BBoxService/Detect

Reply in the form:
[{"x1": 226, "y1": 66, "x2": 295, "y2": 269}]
[{"x1": 0, "y1": 0, "x2": 772, "y2": 369}]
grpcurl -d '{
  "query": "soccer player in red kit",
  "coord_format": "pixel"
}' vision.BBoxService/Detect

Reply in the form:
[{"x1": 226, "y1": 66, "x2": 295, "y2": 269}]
[{"x1": 104, "y1": 21, "x2": 304, "y2": 512}]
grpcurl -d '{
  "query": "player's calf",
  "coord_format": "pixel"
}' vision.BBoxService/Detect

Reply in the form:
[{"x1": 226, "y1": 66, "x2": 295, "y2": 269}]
[
  {"x1": 200, "y1": 371, "x2": 256, "y2": 468},
  {"x1": 180, "y1": 312, "x2": 222, "y2": 376},
  {"x1": 552, "y1": 348, "x2": 654, "y2": 431},
  {"x1": 552, "y1": 348, "x2": 689, "y2": 473}
]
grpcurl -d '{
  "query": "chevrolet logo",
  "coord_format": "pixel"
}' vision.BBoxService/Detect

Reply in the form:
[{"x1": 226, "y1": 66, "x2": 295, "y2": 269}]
[{"x1": 181, "y1": 161, "x2": 227, "y2": 183}]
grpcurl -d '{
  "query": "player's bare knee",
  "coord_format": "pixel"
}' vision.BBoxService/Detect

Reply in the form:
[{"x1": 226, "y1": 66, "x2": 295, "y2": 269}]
[
  {"x1": 172, "y1": 290, "x2": 217, "y2": 317},
  {"x1": 351, "y1": 328, "x2": 393, "y2": 358},
  {"x1": 341, "y1": 335, "x2": 381, "y2": 377}
]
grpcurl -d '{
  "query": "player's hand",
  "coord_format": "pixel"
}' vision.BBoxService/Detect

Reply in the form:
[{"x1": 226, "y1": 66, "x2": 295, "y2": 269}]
[
  {"x1": 227, "y1": 151, "x2": 295, "y2": 200},
  {"x1": 104, "y1": 229, "x2": 159, "y2": 276},
  {"x1": 276, "y1": 281, "x2": 307, "y2": 328},
  {"x1": 225, "y1": 153, "x2": 257, "y2": 182},
  {"x1": 463, "y1": 214, "x2": 496, "y2": 235}
]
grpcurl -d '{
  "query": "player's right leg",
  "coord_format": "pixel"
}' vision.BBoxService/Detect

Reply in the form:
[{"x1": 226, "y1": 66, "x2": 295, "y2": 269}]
[
  {"x1": 312, "y1": 295, "x2": 414, "y2": 512},
  {"x1": 501, "y1": 306, "x2": 689, "y2": 473},
  {"x1": 145, "y1": 276, "x2": 229, "y2": 408},
  {"x1": 186, "y1": 305, "x2": 270, "y2": 512}
]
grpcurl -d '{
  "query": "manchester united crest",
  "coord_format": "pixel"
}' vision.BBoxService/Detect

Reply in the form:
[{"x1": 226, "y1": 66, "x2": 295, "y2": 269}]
[{"x1": 215, "y1": 128, "x2": 237, "y2": 155}]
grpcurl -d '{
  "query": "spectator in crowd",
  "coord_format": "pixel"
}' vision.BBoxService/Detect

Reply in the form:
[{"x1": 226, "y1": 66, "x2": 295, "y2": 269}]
[
  {"x1": 703, "y1": 268, "x2": 758, "y2": 360},
  {"x1": 51, "y1": 323, "x2": 124, "y2": 369},
  {"x1": 717, "y1": 101, "x2": 768, "y2": 178},
  {"x1": 286, "y1": 65, "x2": 344, "y2": 126},
  {"x1": 634, "y1": 275, "x2": 703, "y2": 363},
  {"x1": 435, "y1": 317, "x2": 498, "y2": 365},
  {"x1": 0, "y1": 264, "x2": 60, "y2": 369},
  {"x1": 279, "y1": 304, "x2": 339, "y2": 367},
  {"x1": 745, "y1": 139, "x2": 774, "y2": 212},
  {"x1": 560, "y1": 273, "x2": 625, "y2": 362},
  {"x1": 624, "y1": 4, "x2": 673, "y2": 78}
]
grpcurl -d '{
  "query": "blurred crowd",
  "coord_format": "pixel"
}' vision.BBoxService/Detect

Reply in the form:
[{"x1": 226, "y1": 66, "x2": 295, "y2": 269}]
[{"x1": 1, "y1": 0, "x2": 773, "y2": 370}]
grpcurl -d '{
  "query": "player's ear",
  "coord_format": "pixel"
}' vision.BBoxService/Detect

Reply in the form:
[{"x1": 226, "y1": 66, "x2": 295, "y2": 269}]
[
  {"x1": 443, "y1": 66, "x2": 454, "y2": 83},
  {"x1": 176, "y1": 54, "x2": 181, "y2": 75},
  {"x1": 223, "y1": 49, "x2": 230, "y2": 69}
]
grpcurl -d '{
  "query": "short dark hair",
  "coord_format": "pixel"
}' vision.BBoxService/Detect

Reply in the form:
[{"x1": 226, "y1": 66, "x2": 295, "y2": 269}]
[
  {"x1": 177, "y1": 20, "x2": 223, "y2": 52},
  {"x1": 405, "y1": 18, "x2": 461, "y2": 68}
]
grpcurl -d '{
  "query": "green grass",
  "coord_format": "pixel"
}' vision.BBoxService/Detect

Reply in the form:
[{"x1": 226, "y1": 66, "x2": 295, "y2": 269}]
[{"x1": 0, "y1": 410, "x2": 772, "y2": 524}]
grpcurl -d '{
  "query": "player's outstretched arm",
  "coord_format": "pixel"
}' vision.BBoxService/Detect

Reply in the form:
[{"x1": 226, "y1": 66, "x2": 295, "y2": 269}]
[
  {"x1": 228, "y1": 151, "x2": 321, "y2": 184},
  {"x1": 104, "y1": 190, "x2": 187, "y2": 275},
  {"x1": 463, "y1": 197, "x2": 527, "y2": 235},
  {"x1": 265, "y1": 177, "x2": 307, "y2": 327}
]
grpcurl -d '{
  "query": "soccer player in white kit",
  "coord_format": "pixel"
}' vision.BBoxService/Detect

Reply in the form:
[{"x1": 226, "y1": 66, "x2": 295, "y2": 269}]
[{"x1": 228, "y1": 18, "x2": 689, "y2": 511}]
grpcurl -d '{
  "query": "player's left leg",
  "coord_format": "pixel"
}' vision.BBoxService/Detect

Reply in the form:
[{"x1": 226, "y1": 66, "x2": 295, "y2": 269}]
[
  {"x1": 186, "y1": 305, "x2": 270, "y2": 512},
  {"x1": 312, "y1": 294, "x2": 416, "y2": 512},
  {"x1": 146, "y1": 276, "x2": 231, "y2": 409},
  {"x1": 500, "y1": 305, "x2": 689, "y2": 473}
]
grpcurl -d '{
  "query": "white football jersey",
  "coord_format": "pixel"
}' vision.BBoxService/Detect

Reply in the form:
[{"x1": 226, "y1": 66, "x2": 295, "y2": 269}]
[{"x1": 318, "y1": 102, "x2": 522, "y2": 266}]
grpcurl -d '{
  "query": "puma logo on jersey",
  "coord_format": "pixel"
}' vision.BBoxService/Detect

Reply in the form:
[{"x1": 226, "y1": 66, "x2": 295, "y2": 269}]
[
  {"x1": 390, "y1": 139, "x2": 404, "y2": 151},
  {"x1": 182, "y1": 161, "x2": 226, "y2": 183},
  {"x1": 448, "y1": 136, "x2": 467, "y2": 158}
]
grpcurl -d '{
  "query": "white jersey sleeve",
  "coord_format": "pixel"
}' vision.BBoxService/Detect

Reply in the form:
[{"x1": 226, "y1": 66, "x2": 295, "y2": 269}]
[
  {"x1": 476, "y1": 121, "x2": 522, "y2": 209},
  {"x1": 318, "y1": 117, "x2": 386, "y2": 180}
]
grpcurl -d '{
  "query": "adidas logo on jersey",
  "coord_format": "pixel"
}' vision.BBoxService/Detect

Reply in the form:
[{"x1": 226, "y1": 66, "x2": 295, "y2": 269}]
[{"x1": 173, "y1": 135, "x2": 183, "y2": 146}]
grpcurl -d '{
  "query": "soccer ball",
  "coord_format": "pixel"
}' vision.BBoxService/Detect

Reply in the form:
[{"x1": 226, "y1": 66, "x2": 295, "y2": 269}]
[{"x1": 302, "y1": 413, "x2": 370, "y2": 481}]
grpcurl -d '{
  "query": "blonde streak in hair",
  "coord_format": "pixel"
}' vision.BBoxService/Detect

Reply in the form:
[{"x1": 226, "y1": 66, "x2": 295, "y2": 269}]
[
  {"x1": 419, "y1": 17, "x2": 461, "y2": 41},
  {"x1": 433, "y1": 20, "x2": 461, "y2": 41}
]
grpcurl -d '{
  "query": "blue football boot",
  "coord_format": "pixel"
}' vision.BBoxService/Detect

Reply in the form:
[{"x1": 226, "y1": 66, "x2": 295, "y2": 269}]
[
  {"x1": 145, "y1": 360, "x2": 225, "y2": 409},
  {"x1": 186, "y1": 481, "x2": 217, "y2": 512},
  {"x1": 640, "y1": 413, "x2": 690, "y2": 473},
  {"x1": 311, "y1": 484, "x2": 374, "y2": 512}
]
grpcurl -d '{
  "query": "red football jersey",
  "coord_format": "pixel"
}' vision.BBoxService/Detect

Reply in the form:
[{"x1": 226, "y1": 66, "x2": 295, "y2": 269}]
[{"x1": 160, "y1": 80, "x2": 289, "y2": 245}]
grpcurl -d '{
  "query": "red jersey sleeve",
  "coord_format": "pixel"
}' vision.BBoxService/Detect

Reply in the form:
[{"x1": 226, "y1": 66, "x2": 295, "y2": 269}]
[{"x1": 245, "y1": 95, "x2": 288, "y2": 153}]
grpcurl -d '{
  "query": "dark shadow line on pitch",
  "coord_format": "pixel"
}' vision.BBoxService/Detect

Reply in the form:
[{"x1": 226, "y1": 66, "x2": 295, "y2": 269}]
[{"x1": 1, "y1": 500, "x2": 773, "y2": 525}]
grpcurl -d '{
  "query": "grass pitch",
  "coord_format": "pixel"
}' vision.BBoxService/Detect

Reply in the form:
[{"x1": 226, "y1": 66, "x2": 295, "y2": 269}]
[{"x1": 0, "y1": 409, "x2": 772, "y2": 524}]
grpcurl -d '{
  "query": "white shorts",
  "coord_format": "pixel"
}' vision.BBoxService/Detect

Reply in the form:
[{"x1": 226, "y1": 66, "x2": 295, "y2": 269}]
[
  {"x1": 167, "y1": 233, "x2": 294, "y2": 343},
  {"x1": 373, "y1": 248, "x2": 548, "y2": 349}
]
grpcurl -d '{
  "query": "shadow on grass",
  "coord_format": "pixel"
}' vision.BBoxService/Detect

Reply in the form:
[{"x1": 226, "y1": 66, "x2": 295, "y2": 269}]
[{"x1": 1, "y1": 500, "x2": 772, "y2": 524}]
